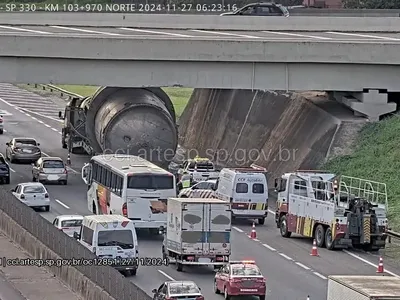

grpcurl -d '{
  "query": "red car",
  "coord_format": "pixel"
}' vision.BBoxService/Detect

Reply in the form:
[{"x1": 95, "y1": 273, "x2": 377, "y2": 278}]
[{"x1": 214, "y1": 260, "x2": 266, "y2": 300}]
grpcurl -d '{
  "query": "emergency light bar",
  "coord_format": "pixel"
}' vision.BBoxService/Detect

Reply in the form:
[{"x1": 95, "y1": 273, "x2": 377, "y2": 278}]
[
  {"x1": 250, "y1": 164, "x2": 267, "y2": 172},
  {"x1": 230, "y1": 260, "x2": 256, "y2": 264},
  {"x1": 231, "y1": 167, "x2": 266, "y2": 173},
  {"x1": 296, "y1": 170, "x2": 331, "y2": 173}
]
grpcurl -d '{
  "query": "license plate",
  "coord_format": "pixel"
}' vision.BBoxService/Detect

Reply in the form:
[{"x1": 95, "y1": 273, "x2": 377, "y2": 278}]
[
  {"x1": 22, "y1": 149, "x2": 32, "y2": 153},
  {"x1": 198, "y1": 257, "x2": 211, "y2": 263},
  {"x1": 48, "y1": 175, "x2": 59, "y2": 180},
  {"x1": 240, "y1": 289, "x2": 257, "y2": 292}
]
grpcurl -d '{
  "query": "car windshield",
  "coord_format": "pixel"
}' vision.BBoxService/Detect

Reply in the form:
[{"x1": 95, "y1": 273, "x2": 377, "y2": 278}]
[
  {"x1": 61, "y1": 219, "x2": 82, "y2": 227},
  {"x1": 169, "y1": 282, "x2": 200, "y2": 295},
  {"x1": 23, "y1": 185, "x2": 45, "y2": 194},
  {"x1": 43, "y1": 161, "x2": 64, "y2": 168},
  {"x1": 231, "y1": 265, "x2": 262, "y2": 276},
  {"x1": 16, "y1": 139, "x2": 37, "y2": 146}
]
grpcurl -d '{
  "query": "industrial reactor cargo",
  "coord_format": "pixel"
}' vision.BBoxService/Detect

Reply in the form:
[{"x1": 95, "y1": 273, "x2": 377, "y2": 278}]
[
  {"x1": 59, "y1": 87, "x2": 178, "y2": 167},
  {"x1": 162, "y1": 198, "x2": 231, "y2": 272}
]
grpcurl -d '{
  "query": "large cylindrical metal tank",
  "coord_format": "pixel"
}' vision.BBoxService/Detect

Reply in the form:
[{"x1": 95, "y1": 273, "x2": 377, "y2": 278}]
[{"x1": 84, "y1": 87, "x2": 178, "y2": 167}]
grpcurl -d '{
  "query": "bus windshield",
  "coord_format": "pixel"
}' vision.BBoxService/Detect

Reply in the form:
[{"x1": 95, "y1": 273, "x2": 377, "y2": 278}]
[{"x1": 127, "y1": 174, "x2": 174, "y2": 190}]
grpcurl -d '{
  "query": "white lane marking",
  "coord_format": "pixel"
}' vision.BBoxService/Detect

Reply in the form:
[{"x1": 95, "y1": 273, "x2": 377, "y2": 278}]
[
  {"x1": 120, "y1": 27, "x2": 193, "y2": 37},
  {"x1": 262, "y1": 243, "x2": 276, "y2": 251},
  {"x1": 31, "y1": 116, "x2": 38, "y2": 121},
  {"x1": 0, "y1": 109, "x2": 13, "y2": 116},
  {"x1": 326, "y1": 31, "x2": 400, "y2": 41},
  {"x1": 24, "y1": 113, "x2": 31, "y2": 117},
  {"x1": 233, "y1": 226, "x2": 244, "y2": 233},
  {"x1": 295, "y1": 262, "x2": 310, "y2": 270},
  {"x1": 38, "y1": 120, "x2": 44, "y2": 124},
  {"x1": 262, "y1": 31, "x2": 332, "y2": 40},
  {"x1": 51, "y1": 128, "x2": 58, "y2": 132},
  {"x1": 191, "y1": 29, "x2": 260, "y2": 39},
  {"x1": 0, "y1": 25, "x2": 53, "y2": 34},
  {"x1": 9, "y1": 167, "x2": 15, "y2": 173},
  {"x1": 268, "y1": 209, "x2": 276, "y2": 215},
  {"x1": 279, "y1": 253, "x2": 293, "y2": 261},
  {"x1": 343, "y1": 250, "x2": 400, "y2": 278},
  {"x1": 313, "y1": 272, "x2": 327, "y2": 280},
  {"x1": 253, "y1": 238, "x2": 259, "y2": 242},
  {"x1": 44, "y1": 124, "x2": 51, "y2": 128},
  {"x1": 158, "y1": 270, "x2": 175, "y2": 281},
  {"x1": 17, "y1": 107, "x2": 63, "y2": 123},
  {"x1": 55, "y1": 199, "x2": 70, "y2": 209},
  {"x1": 50, "y1": 25, "x2": 121, "y2": 36}
]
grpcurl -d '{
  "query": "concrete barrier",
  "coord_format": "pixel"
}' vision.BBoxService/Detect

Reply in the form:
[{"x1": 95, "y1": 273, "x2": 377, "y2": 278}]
[
  {"x1": 0, "y1": 188, "x2": 151, "y2": 300},
  {"x1": 178, "y1": 89, "x2": 365, "y2": 185},
  {"x1": 1, "y1": 13, "x2": 400, "y2": 32}
]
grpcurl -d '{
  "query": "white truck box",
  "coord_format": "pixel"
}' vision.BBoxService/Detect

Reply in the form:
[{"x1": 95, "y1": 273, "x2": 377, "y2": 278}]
[
  {"x1": 164, "y1": 198, "x2": 231, "y2": 271},
  {"x1": 327, "y1": 275, "x2": 400, "y2": 300}
]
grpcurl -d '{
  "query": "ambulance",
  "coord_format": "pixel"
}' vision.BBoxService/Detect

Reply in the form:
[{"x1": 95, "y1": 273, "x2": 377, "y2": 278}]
[
  {"x1": 73, "y1": 215, "x2": 139, "y2": 276},
  {"x1": 215, "y1": 167, "x2": 268, "y2": 225}
]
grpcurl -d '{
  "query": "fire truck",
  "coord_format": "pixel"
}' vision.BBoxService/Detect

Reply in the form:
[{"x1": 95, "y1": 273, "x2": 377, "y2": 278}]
[{"x1": 274, "y1": 171, "x2": 388, "y2": 251}]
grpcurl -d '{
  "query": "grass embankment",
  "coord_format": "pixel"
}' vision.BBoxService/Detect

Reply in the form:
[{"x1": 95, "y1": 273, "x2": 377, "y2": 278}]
[
  {"x1": 322, "y1": 116, "x2": 400, "y2": 231},
  {"x1": 55, "y1": 85, "x2": 192, "y2": 117}
]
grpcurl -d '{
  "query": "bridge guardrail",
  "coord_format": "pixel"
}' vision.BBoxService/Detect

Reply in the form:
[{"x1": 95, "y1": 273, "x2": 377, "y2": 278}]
[
  {"x1": 0, "y1": 188, "x2": 150, "y2": 300},
  {"x1": 388, "y1": 230, "x2": 400, "y2": 243},
  {"x1": 27, "y1": 83, "x2": 83, "y2": 100}
]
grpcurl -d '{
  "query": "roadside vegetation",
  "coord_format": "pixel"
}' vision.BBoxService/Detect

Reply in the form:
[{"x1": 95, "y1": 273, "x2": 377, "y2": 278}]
[
  {"x1": 55, "y1": 85, "x2": 192, "y2": 117},
  {"x1": 321, "y1": 115, "x2": 400, "y2": 231}
]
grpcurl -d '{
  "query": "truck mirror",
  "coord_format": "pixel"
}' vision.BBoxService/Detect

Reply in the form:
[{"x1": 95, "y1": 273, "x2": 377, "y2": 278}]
[
  {"x1": 73, "y1": 232, "x2": 80, "y2": 239},
  {"x1": 152, "y1": 289, "x2": 157, "y2": 294}
]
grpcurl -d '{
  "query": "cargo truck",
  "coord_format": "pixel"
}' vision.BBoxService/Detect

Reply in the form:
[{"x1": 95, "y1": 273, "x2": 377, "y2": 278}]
[
  {"x1": 327, "y1": 275, "x2": 400, "y2": 300},
  {"x1": 162, "y1": 198, "x2": 231, "y2": 272}
]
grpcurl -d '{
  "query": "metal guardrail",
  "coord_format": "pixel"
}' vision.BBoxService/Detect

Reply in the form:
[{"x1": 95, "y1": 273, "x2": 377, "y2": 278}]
[
  {"x1": 27, "y1": 83, "x2": 83, "y2": 100},
  {"x1": 388, "y1": 230, "x2": 400, "y2": 243},
  {"x1": 0, "y1": 188, "x2": 151, "y2": 300}
]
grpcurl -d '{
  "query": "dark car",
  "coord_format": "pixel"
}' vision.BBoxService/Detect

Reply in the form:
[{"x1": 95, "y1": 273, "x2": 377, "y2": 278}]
[
  {"x1": 221, "y1": 2, "x2": 289, "y2": 16},
  {"x1": 214, "y1": 260, "x2": 266, "y2": 300},
  {"x1": 0, "y1": 153, "x2": 10, "y2": 184},
  {"x1": 152, "y1": 281, "x2": 204, "y2": 300},
  {"x1": 6, "y1": 137, "x2": 41, "y2": 163}
]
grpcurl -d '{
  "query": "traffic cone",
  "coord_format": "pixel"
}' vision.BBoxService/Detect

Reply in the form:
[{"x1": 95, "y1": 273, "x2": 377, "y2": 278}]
[
  {"x1": 306, "y1": 296, "x2": 310, "y2": 300},
  {"x1": 376, "y1": 257, "x2": 384, "y2": 273},
  {"x1": 67, "y1": 153, "x2": 71, "y2": 165},
  {"x1": 310, "y1": 239, "x2": 319, "y2": 256},
  {"x1": 250, "y1": 222, "x2": 257, "y2": 239}
]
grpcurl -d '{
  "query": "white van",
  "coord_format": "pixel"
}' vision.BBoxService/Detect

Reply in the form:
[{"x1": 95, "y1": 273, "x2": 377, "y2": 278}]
[
  {"x1": 73, "y1": 215, "x2": 139, "y2": 276},
  {"x1": 215, "y1": 168, "x2": 268, "y2": 225}
]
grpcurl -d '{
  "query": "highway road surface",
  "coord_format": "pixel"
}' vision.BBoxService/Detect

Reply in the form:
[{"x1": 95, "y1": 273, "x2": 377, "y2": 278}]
[
  {"x1": 1, "y1": 85, "x2": 400, "y2": 299},
  {"x1": 2, "y1": 25, "x2": 400, "y2": 42}
]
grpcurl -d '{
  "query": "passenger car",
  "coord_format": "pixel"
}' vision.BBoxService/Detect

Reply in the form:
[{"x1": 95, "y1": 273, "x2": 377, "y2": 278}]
[
  {"x1": 214, "y1": 261, "x2": 266, "y2": 300},
  {"x1": 0, "y1": 153, "x2": 10, "y2": 184},
  {"x1": 6, "y1": 137, "x2": 41, "y2": 163},
  {"x1": 220, "y1": 2, "x2": 289, "y2": 16},
  {"x1": 0, "y1": 115, "x2": 4, "y2": 134},
  {"x1": 52, "y1": 215, "x2": 83, "y2": 237},
  {"x1": 11, "y1": 182, "x2": 50, "y2": 211},
  {"x1": 32, "y1": 157, "x2": 68, "y2": 185},
  {"x1": 178, "y1": 179, "x2": 216, "y2": 198},
  {"x1": 152, "y1": 281, "x2": 204, "y2": 300}
]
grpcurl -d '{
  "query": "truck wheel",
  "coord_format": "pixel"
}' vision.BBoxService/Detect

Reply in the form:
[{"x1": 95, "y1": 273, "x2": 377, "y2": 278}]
[
  {"x1": 214, "y1": 280, "x2": 220, "y2": 294},
  {"x1": 0, "y1": 129, "x2": 3, "y2": 134},
  {"x1": 258, "y1": 218, "x2": 265, "y2": 225},
  {"x1": 315, "y1": 224, "x2": 326, "y2": 248},
  {"x1": 279, "y1": 215, "x2": 291, "y2": 238},
  {"x1": 176, "y1": 263, "x2": 183, "y2": 272},
  {"x1": 325, "y1": 227, "x2": 335, "y2": 250}
]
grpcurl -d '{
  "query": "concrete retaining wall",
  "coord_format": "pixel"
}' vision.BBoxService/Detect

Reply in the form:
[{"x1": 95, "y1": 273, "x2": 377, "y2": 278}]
[
  {"x1": 179, "y1": 89, "x2": 357, "y2": 184},
  {"x1": 0, "y1": 210, "x2": 116, "y2": 300}
]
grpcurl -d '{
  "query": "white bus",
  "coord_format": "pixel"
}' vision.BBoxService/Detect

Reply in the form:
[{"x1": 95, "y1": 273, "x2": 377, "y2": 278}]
[{"x1": 81, "y1": 154, "x2": 176, "y2": 233}]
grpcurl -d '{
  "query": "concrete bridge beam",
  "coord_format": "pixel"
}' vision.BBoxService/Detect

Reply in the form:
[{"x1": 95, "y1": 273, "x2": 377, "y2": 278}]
[{"x1": 332, "y1": 90, "x2": 397, "y2": 122}]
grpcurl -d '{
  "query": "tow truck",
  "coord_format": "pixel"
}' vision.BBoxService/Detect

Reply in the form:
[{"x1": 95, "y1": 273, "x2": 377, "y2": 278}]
[
  {"x1": 177, "y1": 156, "x2": 219, "y2": 184},
  {"x1": 274, "y1": 171, "x2": 388, "y2": 251}
]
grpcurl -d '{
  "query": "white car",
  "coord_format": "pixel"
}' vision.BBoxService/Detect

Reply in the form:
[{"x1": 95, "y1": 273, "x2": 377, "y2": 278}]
[
  {"x1": 178, "y1": 179, "x2": 216, "y2": 198},
  {"x1": 52, "y1": 215, "x2": 83, "y2": 237},
  {"x1": 11, "y1": 182, "x2": 50, "y2": 211}
]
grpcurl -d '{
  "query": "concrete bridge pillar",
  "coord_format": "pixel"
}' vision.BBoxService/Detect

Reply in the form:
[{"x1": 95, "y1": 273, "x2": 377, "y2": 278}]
[{"x1": 332, "y1": 90, "x2": 396, "y2": 122}]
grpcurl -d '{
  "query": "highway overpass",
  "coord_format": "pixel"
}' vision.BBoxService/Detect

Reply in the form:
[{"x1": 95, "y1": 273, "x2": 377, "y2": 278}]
[{"x1": 0, "y1": 24, "x2": 399, "y2": 120}]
